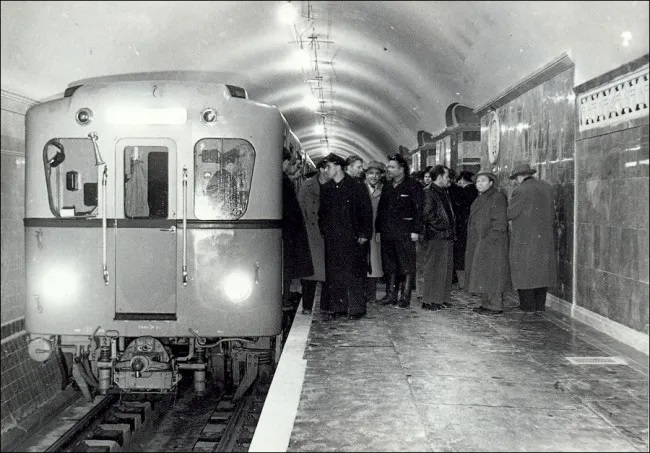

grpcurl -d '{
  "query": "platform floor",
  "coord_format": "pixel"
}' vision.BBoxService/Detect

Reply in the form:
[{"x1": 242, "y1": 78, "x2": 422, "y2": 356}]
[{"x1": 251, "y1": 289, "x2": 649, "y2": 452}]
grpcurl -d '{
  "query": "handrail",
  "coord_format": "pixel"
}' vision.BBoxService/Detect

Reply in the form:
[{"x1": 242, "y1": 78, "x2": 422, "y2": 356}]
[
  {"x1": 102, "y1": 166, "x2": 109, "y2": 285},
  {"x1": 182, "y1": 166, "x2": 188, "y2": 285}
]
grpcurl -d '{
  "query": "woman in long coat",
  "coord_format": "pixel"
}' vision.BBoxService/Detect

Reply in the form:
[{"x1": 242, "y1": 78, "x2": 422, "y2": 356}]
[{"x1": 465, "y1": 171, "x2": 511, "y2": 314}]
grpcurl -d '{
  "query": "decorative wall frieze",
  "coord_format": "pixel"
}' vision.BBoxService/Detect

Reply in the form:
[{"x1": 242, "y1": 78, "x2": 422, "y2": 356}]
[
  {"x1": 578, "y1": 64, "x2": 649, "y2": 132},
  {"x1": 1, "y1": 89, "x2": 38, "y2": 115}
]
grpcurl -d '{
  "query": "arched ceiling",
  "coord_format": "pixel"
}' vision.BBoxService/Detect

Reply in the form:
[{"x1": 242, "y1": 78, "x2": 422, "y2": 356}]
[{"x1": 2, "y1": 1, "x2": 648, "y2": 162}]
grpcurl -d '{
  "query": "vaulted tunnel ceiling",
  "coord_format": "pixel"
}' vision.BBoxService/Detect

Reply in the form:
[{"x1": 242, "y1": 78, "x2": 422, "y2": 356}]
[{"x1": 2, "y1": 1, "x2": 648, "y2": 163}]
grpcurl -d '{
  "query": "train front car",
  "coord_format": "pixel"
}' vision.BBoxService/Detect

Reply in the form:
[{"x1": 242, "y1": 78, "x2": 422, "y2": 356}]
[{"x1": 24, "y1": 77, "x2": 286, "y2": 398}]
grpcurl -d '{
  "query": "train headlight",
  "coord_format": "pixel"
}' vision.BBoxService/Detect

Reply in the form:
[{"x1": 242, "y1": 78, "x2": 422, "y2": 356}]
[
  {"x1": 75, "y1": 108, "x2": 93, "y2": 125},
  {"x1": 222, "y1": 270, "x2": 253, "y2": 303},
  {"x1": 41, "y1": 267, "x2": 77, "y2": 302},
  {"x1": 200, "y1": 108, "x2": 218, "y2": 125}
]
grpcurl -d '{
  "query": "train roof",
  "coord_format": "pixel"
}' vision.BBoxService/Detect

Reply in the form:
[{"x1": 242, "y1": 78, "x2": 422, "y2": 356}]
[{"x1": 67, "y1": 71, "x2": 250, "y2": 87}]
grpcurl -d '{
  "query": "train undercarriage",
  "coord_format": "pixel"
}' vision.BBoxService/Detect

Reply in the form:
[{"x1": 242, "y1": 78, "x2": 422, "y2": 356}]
[{"x1": 28, "y1": 332, "x2": 283, "y2": 401}]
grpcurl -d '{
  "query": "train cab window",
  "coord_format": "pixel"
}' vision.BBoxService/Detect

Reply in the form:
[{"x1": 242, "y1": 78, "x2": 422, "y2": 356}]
[
  {"x1": 43, "y1": 138, "x2": 99, "y2": 217},
  {"x1": 123, "y1": 146, "x2": 168, "y2": 218},
  {"x1": 194, "y1": 138, "x2": 255, "y2": 220}
]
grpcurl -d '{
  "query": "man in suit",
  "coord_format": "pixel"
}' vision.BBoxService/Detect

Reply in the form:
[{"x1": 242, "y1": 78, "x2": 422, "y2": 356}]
[{"x1": 507, "y1": 163, "x2": 558, "y2": 313}]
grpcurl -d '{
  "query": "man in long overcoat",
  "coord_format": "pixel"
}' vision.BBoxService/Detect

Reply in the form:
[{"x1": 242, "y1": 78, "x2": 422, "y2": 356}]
[
  {"x1": 319, "y1": 153, "x2": 374, "y2": 319},
  {"x1": 297, "y1": 159, "x2": 330, "y2": 314},
  {"x1": 465, "y1": 171, "x2": 511, "y2": 315},
  {"x1": 450, "y1": 171, "x2": 478, "y2": 288},
  {"x1": 282, "y1": 148, "x2": 313, "y2": 307},
  {"x1": 507, "y1": 163, "x2": 558, "y2": 312}
]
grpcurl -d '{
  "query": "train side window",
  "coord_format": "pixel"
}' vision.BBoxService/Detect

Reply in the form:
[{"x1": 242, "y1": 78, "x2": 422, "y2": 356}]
[
  {"x1": 123, "y1": 146, "x2": 168, "y2": 218},
  {"x1": 194, "y1": 138, "x2": 255, "y2": 220},
  {"x1": 43, "y1": 138, "x2": 98, "y2": 217}
]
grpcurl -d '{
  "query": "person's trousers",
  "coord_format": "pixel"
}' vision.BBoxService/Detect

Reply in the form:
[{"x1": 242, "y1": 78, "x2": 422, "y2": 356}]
[
  {"x1": 481, "y1": 291, "x2": 503, "y2": 311},
  {"x1": 421, "y1": 239, "x2": 454, "y2": 305},
  {"x1": 517, "y1": 287, "x2": 548, "y2": 312},
  {"x1": 363, "y1": 277, "x2": 379, "y2": 304},
  {"x1": 301, "y1": 279, "x2": 329, "y2": 312},
  {"x1": 329, "y1": 275, "x2": 365, "y2": 316}
]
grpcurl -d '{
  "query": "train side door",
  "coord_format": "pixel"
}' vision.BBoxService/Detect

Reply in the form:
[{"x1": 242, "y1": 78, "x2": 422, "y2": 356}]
[{"x1": 114, "y1": 139, "x2": 177, "y2": 319}]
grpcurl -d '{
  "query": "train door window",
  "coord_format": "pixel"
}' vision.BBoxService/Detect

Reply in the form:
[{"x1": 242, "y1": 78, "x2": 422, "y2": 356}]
[
  {"x1": 194, "y1": 138, "x2": 255, "y2": 220},
  {"x1": 123, "y1": 146, "x2": 169, "y2": 218},
  {"x1": 43, "y1": 138, "x2": 98, "y2": 217}
]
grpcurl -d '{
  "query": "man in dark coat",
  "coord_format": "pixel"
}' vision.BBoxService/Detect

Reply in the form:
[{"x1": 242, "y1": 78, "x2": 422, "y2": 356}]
[
  {"x1": 420, "y1": 165, "x2": 456, "y2": 310},
  {"x1": 507, "y1": 163, "x2": 558, "y2": 313},
  {"x1": 465, "y1": 171, "x2": 511, "y2": 315},
  {"x1": 375, "y1": 153, "x2": 424, "y2": 309},
  {"x1": 450, "y1": 170, "x2": 478, "y2": 288},
  {"x1": 318, "y1": 153, "x2": 374, "y2": 319},
  {"x1": 282, "y1": 147, "x2": 313, "y2": 307}
]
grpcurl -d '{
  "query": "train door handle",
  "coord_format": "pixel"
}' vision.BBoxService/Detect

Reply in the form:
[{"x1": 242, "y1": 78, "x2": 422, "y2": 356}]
[{"x1": 160, "y1": 226, "x2": 176, "y2": 232}]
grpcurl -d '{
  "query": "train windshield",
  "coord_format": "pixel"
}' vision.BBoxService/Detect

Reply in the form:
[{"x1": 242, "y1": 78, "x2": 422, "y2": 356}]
[
  {"x1": 194, "y1": 138, "x2": 255, "y2": 220},
  {"x1": 43, "y1": 138, "x2": 99, "y2": 217}
]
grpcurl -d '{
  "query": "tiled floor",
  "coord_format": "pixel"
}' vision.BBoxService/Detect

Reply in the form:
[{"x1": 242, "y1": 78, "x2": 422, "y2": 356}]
[{"x1": 288, "y1": 290, "x2": 649, "y2": 452}]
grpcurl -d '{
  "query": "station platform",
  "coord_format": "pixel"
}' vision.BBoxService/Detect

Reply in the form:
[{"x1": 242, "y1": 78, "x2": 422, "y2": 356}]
[{"x1": 250, "y1": 289, "x2": 649, "y2": 452}]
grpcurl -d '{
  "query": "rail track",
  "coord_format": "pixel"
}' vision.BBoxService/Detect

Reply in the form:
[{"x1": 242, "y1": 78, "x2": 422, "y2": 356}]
[{"x1": 35, "y1": 375, "x2": 270, "y2": 452}]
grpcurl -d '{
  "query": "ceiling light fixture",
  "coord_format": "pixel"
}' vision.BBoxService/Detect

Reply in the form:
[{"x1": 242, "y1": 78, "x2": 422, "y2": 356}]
[{"x1": 278, "y1": 1, "x2": 298, "y2": 25}]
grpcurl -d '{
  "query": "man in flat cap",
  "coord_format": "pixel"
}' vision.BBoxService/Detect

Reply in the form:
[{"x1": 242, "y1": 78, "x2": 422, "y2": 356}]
[
  {"x1": 465, "y1": 170, "x2": 511, "y2": 315},
  {"x1": 507, "y1": 163, "x2": 557, "y2": 313},
  {"x1": 318, "y1": 153, "x2": 374, "y2": 319},
  {"x1": 363, "y1": 160, "x2": 386, "y2": 305}
]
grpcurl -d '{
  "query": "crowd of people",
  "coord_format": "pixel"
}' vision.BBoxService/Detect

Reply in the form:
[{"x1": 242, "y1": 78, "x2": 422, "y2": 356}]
[{"x1": 282, "y1": 149, "x2": 557, "y2": 320}]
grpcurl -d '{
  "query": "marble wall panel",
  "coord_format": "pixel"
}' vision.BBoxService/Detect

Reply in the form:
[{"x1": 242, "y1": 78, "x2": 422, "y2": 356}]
[
  {"x1": 0, "y1": 92, "x2": 63, "y2": 436},
  {"x1": 1, "y1": 116, "x2": 26, "y2": 325},
  {"x1": 479, "y1": 67, "x2": 576, "y2": 303},
  {"x1": 576, "y1": 96, "x2": 648, "y2": 333}
]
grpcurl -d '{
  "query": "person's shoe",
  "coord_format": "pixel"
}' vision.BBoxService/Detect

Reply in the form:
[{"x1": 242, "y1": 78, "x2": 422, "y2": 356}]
[
  {"x1": 395, "y1": 300, "x2": 410, "y2": 309},
  {"x1": 348, "y1": 312, "x2": 366, "y2": 320},
  {"x1": 376, "y1": 294, "x2": 395, "y2": 305},
  {"x1": 302, "y1": 309, "x2": 312, "y2": 315},
  {"x1": 320, "y1": 312, "x2": 335, "y2": 321},
  {"x1": 474, "y1": 307, "x2": 503, "y2": 315}
]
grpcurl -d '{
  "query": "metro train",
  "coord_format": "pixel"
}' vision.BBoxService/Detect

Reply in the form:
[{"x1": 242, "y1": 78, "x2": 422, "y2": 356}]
[{"x1": 24, "y1": 73, "x2": 307, "y2": 398}]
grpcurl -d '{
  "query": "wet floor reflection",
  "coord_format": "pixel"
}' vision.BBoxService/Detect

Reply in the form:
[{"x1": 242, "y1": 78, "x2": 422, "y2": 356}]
[{"x1": 289, "y1": 289, "x2": 648, "y2": 452}]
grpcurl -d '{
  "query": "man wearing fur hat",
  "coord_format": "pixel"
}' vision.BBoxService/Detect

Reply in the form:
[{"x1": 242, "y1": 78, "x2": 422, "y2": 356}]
[
  {"x1": 465, "y1": 171, "x2": 511, "y2": 315},
  {"x1": 507, "y1": 163, "x2": 557, "y2": 313}
]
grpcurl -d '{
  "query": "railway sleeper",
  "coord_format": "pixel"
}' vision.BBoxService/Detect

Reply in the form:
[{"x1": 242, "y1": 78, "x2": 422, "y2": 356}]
[
  {"x1": 85, "y1": 425, "x2": 127, "y2": 448},
  {"x1": 81, "y1": 438, "x2": 121, "y2": 452}
]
